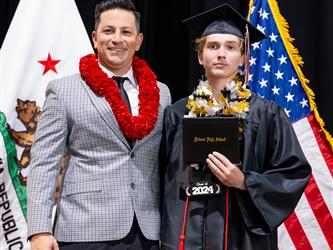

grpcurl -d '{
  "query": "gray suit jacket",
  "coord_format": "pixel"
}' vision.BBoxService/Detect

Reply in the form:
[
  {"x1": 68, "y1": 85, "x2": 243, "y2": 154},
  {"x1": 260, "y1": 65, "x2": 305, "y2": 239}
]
[{"x1": 27, "y1": 73, "x2": 171, "y2": 242}]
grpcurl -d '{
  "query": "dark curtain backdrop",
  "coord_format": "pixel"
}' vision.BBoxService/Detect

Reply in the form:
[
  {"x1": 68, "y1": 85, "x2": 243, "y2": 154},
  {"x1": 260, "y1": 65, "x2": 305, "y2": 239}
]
[{"x1": 1, "y1": 0, "x2": 332, "y2": 135}]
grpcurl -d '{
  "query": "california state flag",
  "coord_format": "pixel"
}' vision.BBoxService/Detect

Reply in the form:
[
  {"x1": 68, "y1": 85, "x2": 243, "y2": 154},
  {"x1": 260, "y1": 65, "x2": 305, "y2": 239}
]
[{"x1": 0, "y1": 0, "x2": 93, "y2": 248}]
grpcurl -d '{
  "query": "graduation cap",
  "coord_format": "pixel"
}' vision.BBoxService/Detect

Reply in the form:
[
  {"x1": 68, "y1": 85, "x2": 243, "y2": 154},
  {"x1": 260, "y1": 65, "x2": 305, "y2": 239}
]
[{"x1": 182, "y1": 3, "x2": 265, "y2": 44}]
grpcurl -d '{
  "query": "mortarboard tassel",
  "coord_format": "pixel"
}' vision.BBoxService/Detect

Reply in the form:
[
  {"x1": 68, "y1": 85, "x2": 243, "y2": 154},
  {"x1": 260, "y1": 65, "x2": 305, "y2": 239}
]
[
  {"x1": 179, "y1": 195, "x2": 190, "y2": 250},
  {"x1": 223, "y1": 188, "x2": 230, "y2": 250},
  {"x1": 244, "y1": 24, "x2": 251, "y2": 85}
]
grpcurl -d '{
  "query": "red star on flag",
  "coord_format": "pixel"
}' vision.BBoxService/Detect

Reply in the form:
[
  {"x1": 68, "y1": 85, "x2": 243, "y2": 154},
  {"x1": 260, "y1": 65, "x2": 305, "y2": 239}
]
[{"x1": 38, "y1": 53, "x2": 61, "y2": 75}]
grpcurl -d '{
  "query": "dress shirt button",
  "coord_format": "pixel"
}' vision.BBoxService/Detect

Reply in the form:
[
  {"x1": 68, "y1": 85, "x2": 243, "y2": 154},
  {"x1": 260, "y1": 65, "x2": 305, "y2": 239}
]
[{"x1": 131, "y1": 183, "x2": 136, "y2": 189}]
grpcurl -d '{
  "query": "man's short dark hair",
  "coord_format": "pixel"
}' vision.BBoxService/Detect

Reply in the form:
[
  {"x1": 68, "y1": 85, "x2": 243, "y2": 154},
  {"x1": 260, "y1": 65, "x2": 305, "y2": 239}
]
[{"x1": 94, "y1": 0, "x2": 141, "y2": 32}]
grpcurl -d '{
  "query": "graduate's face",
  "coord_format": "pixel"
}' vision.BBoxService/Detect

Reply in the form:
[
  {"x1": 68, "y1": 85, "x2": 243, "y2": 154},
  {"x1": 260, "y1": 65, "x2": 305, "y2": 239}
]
[
  {"x1": 198, "y1": 34, "x2": 244, "y2": 81},
  {"x1": 92, "y1": 9, "x2": 143, "y2": 75}
]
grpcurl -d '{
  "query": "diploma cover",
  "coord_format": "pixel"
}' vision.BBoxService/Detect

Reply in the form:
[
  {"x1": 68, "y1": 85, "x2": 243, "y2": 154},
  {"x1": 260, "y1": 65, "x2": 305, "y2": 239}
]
[{"x1": 182, "y1": 117, "x2": 240, "y2": 164}]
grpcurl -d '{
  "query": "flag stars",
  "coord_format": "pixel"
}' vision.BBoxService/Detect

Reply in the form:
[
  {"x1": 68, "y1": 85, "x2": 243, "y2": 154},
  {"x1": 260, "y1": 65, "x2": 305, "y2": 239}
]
[
  {"x1": 258, "y1": 8, "x2": 263, "y2": 15},
  {"x1": 269, "y1": 32, "x2": 278, "y2": 42},
  {"x1": 284, "y1": 108, "x2": 291, "y2": 117},
  {"x1": 300, "y1": 98, "x2": 309, "y2": 108},
  {"x1": 272, "y1": 85, "x2": 280, "y2": 95},
  {"x1": 251, "y1": 6, "x2": 256, "y2": 14},
  {"x1": 251, "y1": 42, "x2": 260, "y2": 50},
  {"x1": 259, "y1": 78, "x2": 268, "y2": 88},
  {"x1": 266, "y1": 47, "x2": 274, "y2": 57},
  {"x1": 260, "y1": 10, "x2": 269, "y2": 19},
  {"x1": 256, "y1": 24, "x2": 266, "y2": 34},
  {"x1": 289, "y1": 76, "x2": 298, "y2": 86},
  {"x1": 285, "y1": 92, "x2": 295, "y2": 102},
  {"x1": 278, "y1": 54, "x2": 287, "y2": 64},
  {"x1": 248, "y1": 73, "x2": 253, "y2": 82},
  {"x1": 250, "y1": 56, "x2": 257, "y2": 66},
  {"x1": 38, "y1": 53, "x2": 61, "y2": 75},
  {"x1": 249, "y1": 4, "x2": 312, "y2": 121},
  {"x1": 262, "y1": 62, "x2": 271, "y2": 72},
  {"x1": 275, "y1": 70, "x2": 284, "y2": 80}
]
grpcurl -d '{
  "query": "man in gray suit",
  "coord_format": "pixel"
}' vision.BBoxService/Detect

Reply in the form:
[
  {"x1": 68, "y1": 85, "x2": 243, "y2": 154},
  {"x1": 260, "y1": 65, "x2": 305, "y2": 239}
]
[{"x1": 27, "y1": 0, "x2": 171, "y2": 249}]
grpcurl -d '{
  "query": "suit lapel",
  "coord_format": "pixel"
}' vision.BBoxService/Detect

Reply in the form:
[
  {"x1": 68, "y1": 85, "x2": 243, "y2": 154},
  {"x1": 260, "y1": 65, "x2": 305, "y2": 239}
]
[{"x1": 81, "y1": 79, "x2": 131, "y2": 149}]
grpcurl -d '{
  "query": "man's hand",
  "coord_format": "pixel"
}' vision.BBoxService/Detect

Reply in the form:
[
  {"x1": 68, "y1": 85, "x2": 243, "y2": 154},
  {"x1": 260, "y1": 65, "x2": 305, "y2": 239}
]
[
  {"x1": 31, "y1": 233, "x2": 59, "y2": 250},
  {"x1": 206, "y1": 151, "x2": 247, "y2": 190}
]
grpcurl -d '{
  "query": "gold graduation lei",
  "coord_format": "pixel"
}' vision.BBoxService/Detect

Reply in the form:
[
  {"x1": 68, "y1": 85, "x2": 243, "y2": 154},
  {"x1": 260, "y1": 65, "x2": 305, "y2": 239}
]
[{"x1": 186, "y1": 74, "x2": 251, "y2": 119}]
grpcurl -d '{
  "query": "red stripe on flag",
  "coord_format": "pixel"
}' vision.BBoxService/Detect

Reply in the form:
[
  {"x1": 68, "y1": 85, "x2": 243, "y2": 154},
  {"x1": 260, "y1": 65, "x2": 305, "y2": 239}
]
[
  {"x1": 304, "y1": 176, "x2": 333, "y2": 247},
  {"x1": 284, "y1": 212, "x2": 312, "y2": 250},
  {"x1": 307, "y1": 113, "x2": 333, "y2": 177}
]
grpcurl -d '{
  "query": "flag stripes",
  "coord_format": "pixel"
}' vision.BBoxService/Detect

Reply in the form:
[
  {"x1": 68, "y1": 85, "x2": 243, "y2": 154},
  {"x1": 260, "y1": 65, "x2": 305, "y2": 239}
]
[
  {"x1": 308, "y1": 114, "x2": 333, "y2": 177},
  {"x1": 278, "y1": 223, "x2": 296, "y2": 250},
  {"x1": 304, "y1": 176, "x2": 333, "y2": 247},
  {"x1": 292, "y1": 116, "x2": 332, "y2": 249},
  {"x1": 284, "y1": 211, "x2": 313, "y2": 250}
]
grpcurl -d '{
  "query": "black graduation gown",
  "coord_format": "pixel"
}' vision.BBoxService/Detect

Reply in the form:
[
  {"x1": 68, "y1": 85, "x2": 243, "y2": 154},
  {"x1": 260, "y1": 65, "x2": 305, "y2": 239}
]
[{"x1": 160, "y1": 93, "x2": 311, "y2": 250}]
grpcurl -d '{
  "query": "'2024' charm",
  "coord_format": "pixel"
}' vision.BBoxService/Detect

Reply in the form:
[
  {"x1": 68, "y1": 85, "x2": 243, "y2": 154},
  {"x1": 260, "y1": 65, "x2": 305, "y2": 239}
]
[{"x1": 186, "y1": 181, "x2": 221, "y2": 197}]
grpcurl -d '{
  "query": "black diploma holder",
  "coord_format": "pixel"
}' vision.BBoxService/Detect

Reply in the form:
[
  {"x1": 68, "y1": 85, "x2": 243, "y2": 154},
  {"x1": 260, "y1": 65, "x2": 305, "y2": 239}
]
[{"x1": 182, "y1": 117, "x2": 241, "y2": 196}]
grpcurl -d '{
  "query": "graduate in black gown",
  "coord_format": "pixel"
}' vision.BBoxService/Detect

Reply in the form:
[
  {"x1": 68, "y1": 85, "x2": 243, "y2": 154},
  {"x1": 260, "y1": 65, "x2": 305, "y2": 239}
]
[{"x1": 160, "y1": 4, "x2": 311, "y2": 250}]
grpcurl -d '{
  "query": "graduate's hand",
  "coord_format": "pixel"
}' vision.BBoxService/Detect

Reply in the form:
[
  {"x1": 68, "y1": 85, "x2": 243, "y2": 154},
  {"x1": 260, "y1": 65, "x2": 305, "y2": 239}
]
[
  {"x1": 206, "y1": 151, "x2": 247, "y2": 190},
  {"x1": 31, "y1": 233, "x2": 59, "y2": 250}
]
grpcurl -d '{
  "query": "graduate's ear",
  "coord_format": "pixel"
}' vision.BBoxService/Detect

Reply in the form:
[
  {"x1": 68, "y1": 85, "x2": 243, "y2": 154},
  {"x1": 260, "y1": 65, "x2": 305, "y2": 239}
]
[
  {"x1": 198, "y1": 52, "x2": 203, "y2": 65},
  {"x1": 240, "y1": 53, "x2": 245, "y2": 65},
  {"x1": 237, "y1": 54, "x2": 245, "y2": 75}
]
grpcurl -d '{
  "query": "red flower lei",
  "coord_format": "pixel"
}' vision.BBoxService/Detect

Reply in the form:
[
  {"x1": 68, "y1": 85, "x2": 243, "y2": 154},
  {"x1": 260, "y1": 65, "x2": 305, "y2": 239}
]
[{"x1": 79, "y1": 53, "x2": 160, "y2": 139}]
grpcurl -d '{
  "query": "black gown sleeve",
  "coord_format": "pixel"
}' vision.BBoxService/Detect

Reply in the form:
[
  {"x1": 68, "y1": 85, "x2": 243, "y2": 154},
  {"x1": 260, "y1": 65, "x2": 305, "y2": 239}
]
[
  {"x1": 160, "y1": 99, "x2": 190, "y2": 249},
  {"x1": 236, "y1": 97, "x2": 311, "y2": 235},
  {"x1": 160, "y1": 106, "x2": 175, "y2": 193},
  {"x1": 159, "y1": 98, "x2": 188, "y2": 202}
]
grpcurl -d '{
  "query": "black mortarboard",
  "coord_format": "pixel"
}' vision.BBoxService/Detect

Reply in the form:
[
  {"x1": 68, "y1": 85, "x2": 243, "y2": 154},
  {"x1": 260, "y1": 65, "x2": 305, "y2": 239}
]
[{"x1": 182, "y1": 3, "x2": 265, "y2": 44}]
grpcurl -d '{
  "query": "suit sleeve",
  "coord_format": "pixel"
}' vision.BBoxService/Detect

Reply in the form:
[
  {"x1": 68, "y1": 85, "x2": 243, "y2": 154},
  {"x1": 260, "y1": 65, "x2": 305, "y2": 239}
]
[
  {"x1": 235, "y1": 103, "x2": 311, "y2": 235},
  {"x1": 27, "y1": 80, "x2": 68, "y2": 237}
]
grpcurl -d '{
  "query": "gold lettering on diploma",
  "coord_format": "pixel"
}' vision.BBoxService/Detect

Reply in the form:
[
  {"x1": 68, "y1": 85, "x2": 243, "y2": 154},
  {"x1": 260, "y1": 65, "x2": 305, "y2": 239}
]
[
  {"x1": 194, "y1": 137, "x2": 206, "y2": 142},
  {"x1": 215, "y1": 137, "x2": 227, "y2": 142},
  {"x1": 193, "y1": 137, "x2": 227, "y2": 143}
]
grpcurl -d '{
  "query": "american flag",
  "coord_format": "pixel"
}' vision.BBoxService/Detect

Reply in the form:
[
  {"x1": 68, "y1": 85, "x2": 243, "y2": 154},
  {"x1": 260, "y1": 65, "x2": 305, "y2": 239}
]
[{"x1": 248, "y1": 0, "x2": 333, "y2": 249}]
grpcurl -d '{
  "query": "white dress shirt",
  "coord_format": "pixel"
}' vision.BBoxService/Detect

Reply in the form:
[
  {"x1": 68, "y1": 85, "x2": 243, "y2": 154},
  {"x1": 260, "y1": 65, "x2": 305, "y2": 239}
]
[{"x1": 99, "y1": 64, "x2": 139, "y2": 116}]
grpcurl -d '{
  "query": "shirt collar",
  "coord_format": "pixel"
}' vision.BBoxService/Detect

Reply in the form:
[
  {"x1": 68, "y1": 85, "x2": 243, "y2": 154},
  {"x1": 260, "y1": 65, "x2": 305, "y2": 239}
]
[{"x1": 99, "y1": 63, "x2": 137, "y2": 88}]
